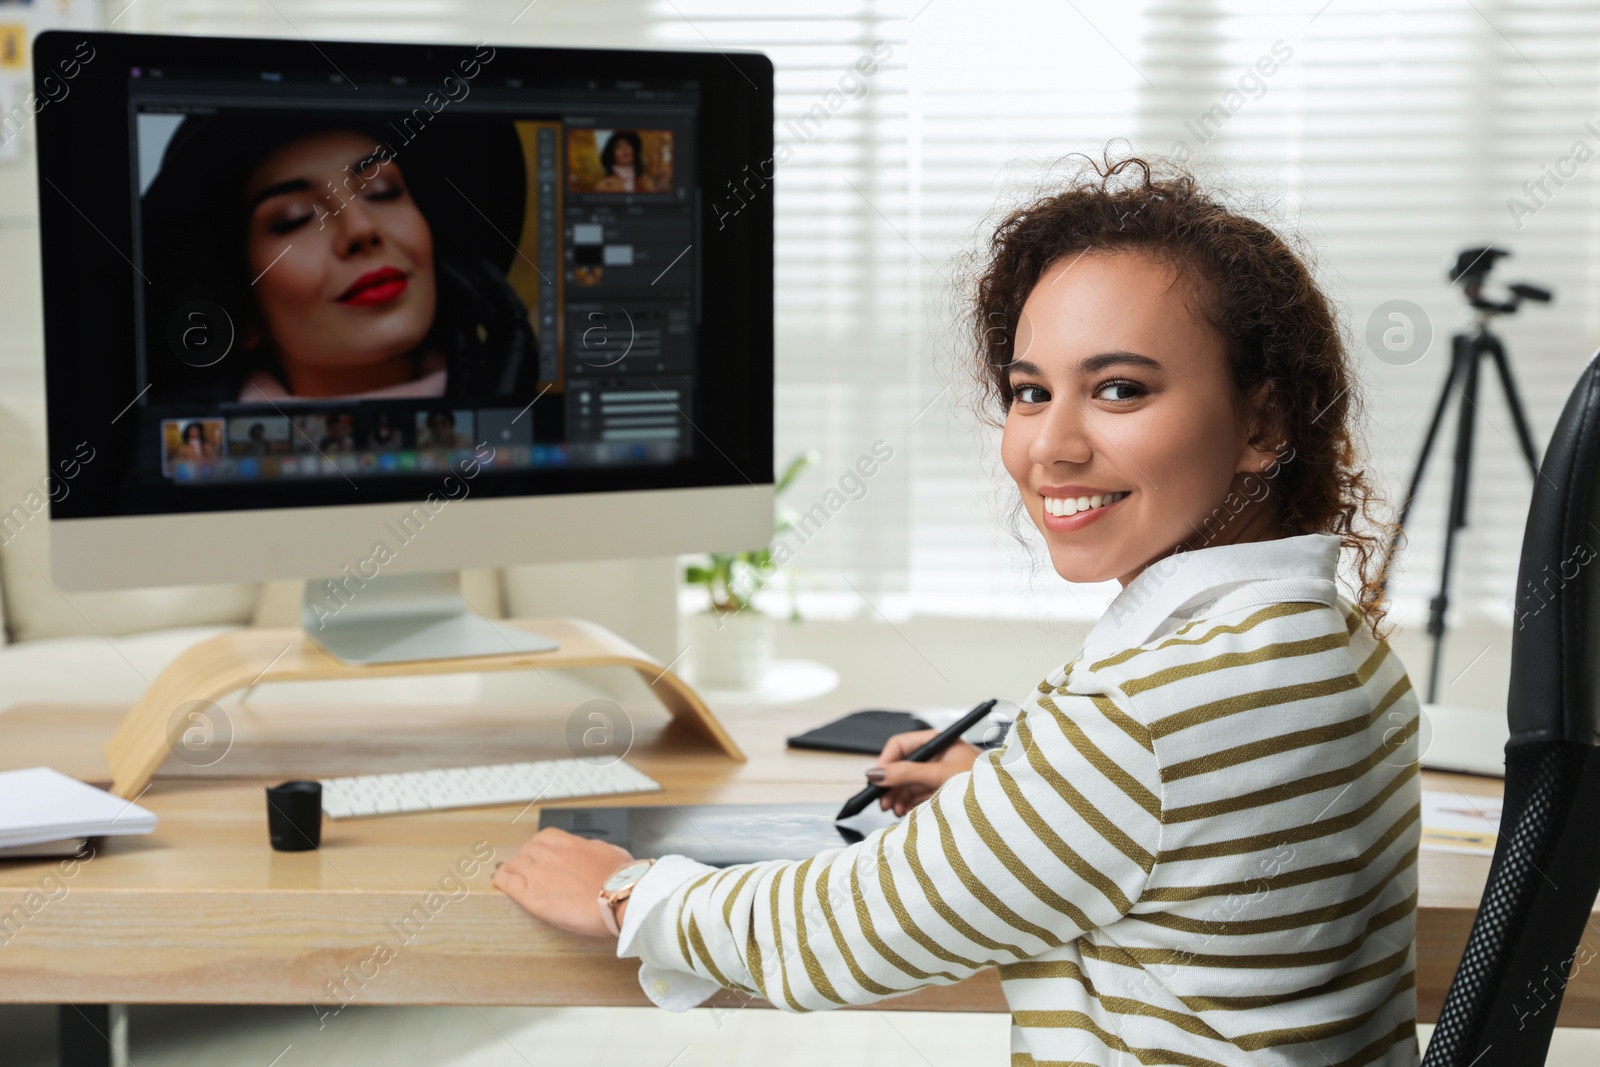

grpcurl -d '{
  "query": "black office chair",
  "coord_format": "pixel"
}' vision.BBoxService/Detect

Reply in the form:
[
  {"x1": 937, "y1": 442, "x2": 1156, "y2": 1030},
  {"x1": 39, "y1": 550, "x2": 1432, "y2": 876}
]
[{"x1": 1422, "y1": 352, "x2": 1600, "y2": 1065}]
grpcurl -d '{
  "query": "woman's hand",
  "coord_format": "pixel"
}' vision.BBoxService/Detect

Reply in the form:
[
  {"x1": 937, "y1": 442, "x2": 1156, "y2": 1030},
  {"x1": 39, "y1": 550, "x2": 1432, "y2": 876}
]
[
  {"x1": 492, "y1": 827, "x2": 636, "y2": 938},
  {"x1": 867, "y1": 729, "x2": 980, "y2": 817}
]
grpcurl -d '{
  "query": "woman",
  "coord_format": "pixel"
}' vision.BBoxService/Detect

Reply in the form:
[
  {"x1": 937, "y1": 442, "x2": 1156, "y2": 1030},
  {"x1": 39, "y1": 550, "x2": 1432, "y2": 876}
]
[
  {"x1": 593, "y1": 130, "x2": 656, "y2": 193},
  {"x1": 177, "y1": 421, "x2": 210, "y2": 462},
  {"x1": 366, "y1": 411, "x2": 404, "y2": 451},
  {"x1": 237, "y1": 128, "x2": 444, "y2": 400},
  {"x1": 422, "y1": 409, "x2": 463, "y2": 449},
  {"x1": 141, "y1": 114, "x2": 540, "y2": 403},
  {"x1": 495, "y1": 156, "x2": 1422, "y2": 1066},
  {"x1": 242, "y1": 422, "x2": 270, "y2": 456},
  {"x1": 318, "y1": 415, "x2": 357, "y2": 454}
]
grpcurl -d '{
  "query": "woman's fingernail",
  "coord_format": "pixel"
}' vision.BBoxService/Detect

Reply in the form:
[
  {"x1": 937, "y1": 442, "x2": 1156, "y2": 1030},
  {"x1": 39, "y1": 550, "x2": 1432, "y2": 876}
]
[{"x1": 864, "y1": 767, "x2": 885, "y2": 783}]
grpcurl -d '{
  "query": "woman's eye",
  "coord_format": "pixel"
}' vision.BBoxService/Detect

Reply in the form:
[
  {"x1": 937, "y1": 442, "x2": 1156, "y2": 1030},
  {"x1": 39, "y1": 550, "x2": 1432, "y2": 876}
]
[
  {"x1": 364, "y1": 180, "x2": 405, "y2": 202},
  {"x1": 265, "y1": 210, "x2": 314, "y2": 235},
  {"x1": 1093, "y1": 380, "x2": 1143, "y2": 402},
  {"x1": 1012, "y1": 384, "x2": 1048, "y2": 405}
]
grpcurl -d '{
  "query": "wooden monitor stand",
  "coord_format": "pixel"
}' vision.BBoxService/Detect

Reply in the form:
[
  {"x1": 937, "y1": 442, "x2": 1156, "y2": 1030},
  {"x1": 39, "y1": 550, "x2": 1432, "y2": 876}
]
[{"x1": 103, "y1": 617, "x2": 744, "y2": 798}]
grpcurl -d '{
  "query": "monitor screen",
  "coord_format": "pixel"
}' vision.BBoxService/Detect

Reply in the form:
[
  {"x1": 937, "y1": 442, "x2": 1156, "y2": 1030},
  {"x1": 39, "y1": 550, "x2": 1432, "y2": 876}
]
[{"x1": 37, "y1": 33, "x2": 772, "y2": 528}]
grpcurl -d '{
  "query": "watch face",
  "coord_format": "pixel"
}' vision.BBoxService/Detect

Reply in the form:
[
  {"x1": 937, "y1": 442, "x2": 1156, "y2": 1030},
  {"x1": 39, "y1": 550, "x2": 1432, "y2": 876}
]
[{"x1": 603, "y1": 859, "x2": 651, "y2": 892}]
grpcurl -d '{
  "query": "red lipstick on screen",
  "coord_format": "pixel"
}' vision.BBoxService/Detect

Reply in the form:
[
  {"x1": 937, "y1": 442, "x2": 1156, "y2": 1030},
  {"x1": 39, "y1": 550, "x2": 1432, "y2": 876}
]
[{"x1": 338, "y1": 267, "x2": 408, "y2": 305}]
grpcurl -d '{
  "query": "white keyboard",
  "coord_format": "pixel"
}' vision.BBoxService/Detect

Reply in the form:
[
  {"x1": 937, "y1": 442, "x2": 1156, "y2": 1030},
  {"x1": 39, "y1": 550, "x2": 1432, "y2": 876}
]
[{"x1": 318, "y1": 759, "x2": 661, "y2": 819}]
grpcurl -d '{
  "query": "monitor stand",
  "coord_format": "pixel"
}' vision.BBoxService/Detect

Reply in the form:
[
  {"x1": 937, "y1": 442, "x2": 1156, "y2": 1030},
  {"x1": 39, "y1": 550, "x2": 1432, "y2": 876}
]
[
  {"x1": 101, "y1": 613, "x2": 743, "y2": 798},
  {"x1": 302, "y1": 571, "x2": 558, "y2": 664}
]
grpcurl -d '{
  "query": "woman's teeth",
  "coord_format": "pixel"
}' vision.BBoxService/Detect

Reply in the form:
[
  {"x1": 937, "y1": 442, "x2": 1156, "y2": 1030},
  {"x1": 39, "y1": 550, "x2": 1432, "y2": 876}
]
[{"x1": 1043, "y1": 491, "x2": 1128, "y2": 517}]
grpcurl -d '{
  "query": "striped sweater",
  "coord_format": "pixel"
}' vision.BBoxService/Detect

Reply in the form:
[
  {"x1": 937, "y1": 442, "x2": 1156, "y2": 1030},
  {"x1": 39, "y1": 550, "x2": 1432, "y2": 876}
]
[{"x1": 619, "y1": 533, "x2": 1423, "y2": 1066}]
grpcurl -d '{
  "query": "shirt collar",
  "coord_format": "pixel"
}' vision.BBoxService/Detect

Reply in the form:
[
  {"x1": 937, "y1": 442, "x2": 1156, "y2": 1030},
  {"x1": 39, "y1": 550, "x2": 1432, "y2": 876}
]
[{"x1": 1078, "y1": 532, "x2": 1342, "y2": 665}]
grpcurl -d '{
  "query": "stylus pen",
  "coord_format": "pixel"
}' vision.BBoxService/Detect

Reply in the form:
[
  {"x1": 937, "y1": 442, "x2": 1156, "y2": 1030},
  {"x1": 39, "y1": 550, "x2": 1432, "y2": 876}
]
[{"x1": 835, "y1": 698, "x2": 999, "y2": 822}]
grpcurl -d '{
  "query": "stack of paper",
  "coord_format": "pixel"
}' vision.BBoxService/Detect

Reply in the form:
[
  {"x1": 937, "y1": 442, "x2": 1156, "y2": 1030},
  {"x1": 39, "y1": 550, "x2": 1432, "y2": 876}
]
[{"x1": 0, "y1": 767, "x2": 157, "y2": 856}]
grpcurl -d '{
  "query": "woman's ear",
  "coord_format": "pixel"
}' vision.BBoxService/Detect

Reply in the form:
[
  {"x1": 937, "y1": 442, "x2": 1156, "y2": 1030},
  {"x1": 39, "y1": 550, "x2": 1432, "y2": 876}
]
[{"x1": 1238, "y1": 381, "x2": 1288, "y2": 473}]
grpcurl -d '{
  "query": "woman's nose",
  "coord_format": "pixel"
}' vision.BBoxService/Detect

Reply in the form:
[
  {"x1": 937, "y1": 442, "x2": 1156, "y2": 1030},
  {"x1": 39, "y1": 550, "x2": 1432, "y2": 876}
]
[
  {"x1": 335, "y1": 200, "x2": 381, "y2": 255},
  {"x1": 1029, "y1": 400, "x2": 1094, "y2": 466}
]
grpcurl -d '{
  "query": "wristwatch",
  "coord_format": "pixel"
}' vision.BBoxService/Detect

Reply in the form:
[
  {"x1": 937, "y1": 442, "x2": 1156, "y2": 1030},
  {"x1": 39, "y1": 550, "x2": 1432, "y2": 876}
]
[{"x1": 597, "y1": 858, "x2": 656, "y2": 936}]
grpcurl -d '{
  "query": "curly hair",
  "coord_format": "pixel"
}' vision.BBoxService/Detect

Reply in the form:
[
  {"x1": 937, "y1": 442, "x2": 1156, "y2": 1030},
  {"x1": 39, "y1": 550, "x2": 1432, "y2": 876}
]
[{"x1": 969, "y1": 153, "x2": 1393, "y2": 635}]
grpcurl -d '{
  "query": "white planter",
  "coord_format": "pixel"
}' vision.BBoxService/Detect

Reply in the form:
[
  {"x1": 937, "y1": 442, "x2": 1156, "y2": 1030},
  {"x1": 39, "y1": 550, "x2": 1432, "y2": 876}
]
[{"x1": 685, "y1": 609, "x2": 773, "y2": 692}]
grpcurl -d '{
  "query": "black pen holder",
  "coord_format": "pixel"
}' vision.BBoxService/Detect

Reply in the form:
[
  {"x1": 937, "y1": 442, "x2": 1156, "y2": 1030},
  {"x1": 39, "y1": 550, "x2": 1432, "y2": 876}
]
[{"x1": 266, "y1": 780, "x2": 323, "y2": 852}]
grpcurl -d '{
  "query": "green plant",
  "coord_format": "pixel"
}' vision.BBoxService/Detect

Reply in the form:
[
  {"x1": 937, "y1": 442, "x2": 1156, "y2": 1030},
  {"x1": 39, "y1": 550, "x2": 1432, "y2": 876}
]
[{"x1": 684, "y1": 450, "x2": 818, "y2": 620}]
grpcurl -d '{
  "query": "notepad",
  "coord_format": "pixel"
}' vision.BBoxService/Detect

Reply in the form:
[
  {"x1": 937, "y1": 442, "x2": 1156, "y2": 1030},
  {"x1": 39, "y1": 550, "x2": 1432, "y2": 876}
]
[
  {"x1": 0, "y1": 767, "x2": 157, "y2": 851},
  {"x1": 0, "y1": 838, "x2": 90, "y2": 859},
  {"x1": 1420, "y1": 789, "x2": 1500, "y2": 857}
]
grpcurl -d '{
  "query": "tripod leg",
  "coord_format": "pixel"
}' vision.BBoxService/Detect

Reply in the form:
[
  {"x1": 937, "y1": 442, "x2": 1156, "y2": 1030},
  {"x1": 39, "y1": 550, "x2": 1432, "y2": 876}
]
[
  {"x1": 1427, "y1": 334, "x2": 1482, "y2": 704},
  {"x1": 1485, "y1": 333, "x2": 1541, "y2": 474},
  {"x1": 1446, "y1": 338, "x2": 1481, "y2": 533},
  {"x1": 1376, "y1": 340, "x2": 1467, "y2": 601}
]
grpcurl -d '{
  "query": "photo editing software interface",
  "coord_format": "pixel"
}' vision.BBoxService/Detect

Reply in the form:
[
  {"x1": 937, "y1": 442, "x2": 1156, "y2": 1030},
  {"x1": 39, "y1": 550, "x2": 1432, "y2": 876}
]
[{"x1": 132, "y1": 53, "x2": 700, "y2": 488}]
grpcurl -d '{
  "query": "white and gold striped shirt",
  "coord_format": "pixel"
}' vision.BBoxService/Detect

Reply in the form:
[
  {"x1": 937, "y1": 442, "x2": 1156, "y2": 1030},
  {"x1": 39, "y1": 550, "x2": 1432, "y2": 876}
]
[{"x1": 618, "y1": 533, "x2": 1423, "y2": 1066}]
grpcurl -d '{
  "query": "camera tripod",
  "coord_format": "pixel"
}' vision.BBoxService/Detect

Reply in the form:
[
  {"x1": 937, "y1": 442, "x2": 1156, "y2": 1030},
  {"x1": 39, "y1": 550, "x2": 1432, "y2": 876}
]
[{"x1": 1381, "y1": 247, "x2": 1550, "y2": 704}]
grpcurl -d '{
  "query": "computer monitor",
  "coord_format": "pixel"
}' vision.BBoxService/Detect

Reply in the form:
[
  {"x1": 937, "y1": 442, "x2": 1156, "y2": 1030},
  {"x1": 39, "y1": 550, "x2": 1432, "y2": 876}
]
[{"x1": 33, "y1": 31, "x2": 773, "y2": 661}]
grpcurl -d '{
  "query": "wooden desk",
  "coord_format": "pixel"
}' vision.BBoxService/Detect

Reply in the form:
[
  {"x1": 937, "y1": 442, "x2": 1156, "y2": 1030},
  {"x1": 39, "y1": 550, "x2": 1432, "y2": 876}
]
[{"x1": 0, "y1": 700, "x2": 1594, "y2": 1029}]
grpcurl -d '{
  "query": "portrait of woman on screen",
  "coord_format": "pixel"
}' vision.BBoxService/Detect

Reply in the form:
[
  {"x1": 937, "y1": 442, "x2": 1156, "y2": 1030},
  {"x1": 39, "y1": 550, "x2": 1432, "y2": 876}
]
[{"x1": 140, "y1": 114, "x2": 541, "y2": 403}]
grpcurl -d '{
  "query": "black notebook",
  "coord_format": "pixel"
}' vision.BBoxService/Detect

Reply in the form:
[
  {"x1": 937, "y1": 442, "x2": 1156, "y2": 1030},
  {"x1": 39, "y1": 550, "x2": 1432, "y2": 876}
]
[{"x1": 785, "y1": 709, "x2": 932, "y2": 755}]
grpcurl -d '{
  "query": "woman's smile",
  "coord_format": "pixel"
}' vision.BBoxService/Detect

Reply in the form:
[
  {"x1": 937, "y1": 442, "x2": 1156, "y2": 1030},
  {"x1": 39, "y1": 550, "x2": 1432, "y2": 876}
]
[{"x1": 1038, "y1": 488, "x2": 1131, "y2": 530}]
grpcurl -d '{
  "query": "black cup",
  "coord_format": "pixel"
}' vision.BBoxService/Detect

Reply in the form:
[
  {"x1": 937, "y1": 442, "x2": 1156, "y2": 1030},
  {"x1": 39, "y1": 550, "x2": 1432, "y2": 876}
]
[{"x1": 266, "y1": 780, "x2": 323, "y2": 852}]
